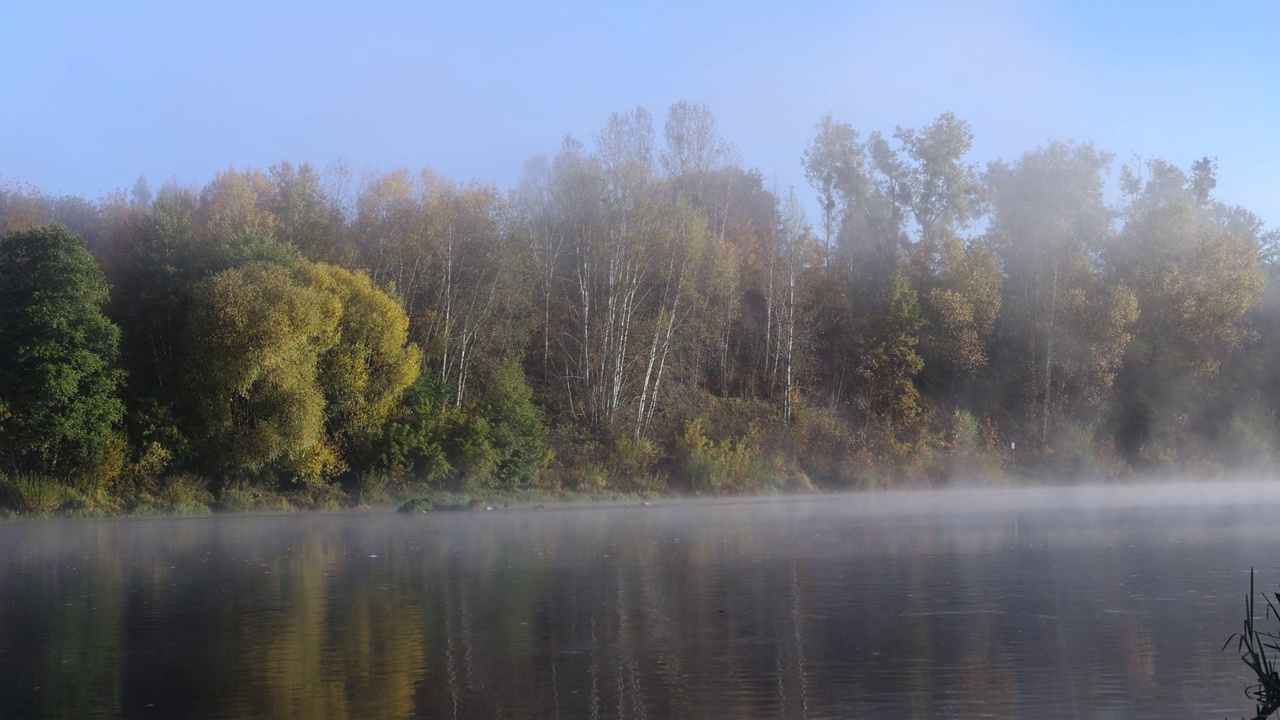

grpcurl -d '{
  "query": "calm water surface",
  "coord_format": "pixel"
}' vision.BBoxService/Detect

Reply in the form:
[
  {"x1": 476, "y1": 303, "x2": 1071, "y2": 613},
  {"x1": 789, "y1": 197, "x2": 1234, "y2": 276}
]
[{"x1": 0, "y1": 482, "x2": 1275, "y2": 719}]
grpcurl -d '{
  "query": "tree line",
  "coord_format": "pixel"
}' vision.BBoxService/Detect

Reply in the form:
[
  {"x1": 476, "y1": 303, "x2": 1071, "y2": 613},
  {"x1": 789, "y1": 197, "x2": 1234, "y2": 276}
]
[{"x1": 0, "y1": 102, "x2": 1275, "y2": 511}]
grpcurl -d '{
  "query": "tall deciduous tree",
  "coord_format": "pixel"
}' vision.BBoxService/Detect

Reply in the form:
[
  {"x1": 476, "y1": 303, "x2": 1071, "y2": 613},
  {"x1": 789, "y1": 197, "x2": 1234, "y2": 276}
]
[
  {"x1": 802, "y1": 113, "x2": 861, "y2": 269},
  {"x1": 855, "y1": 273, "x2": 926, "y2": 444},
  {"x1": 895, "y1": 112, "x2": 983, "y2": 270},
  {"x1": 986, "y1": 141, "x2": 1137, "y2": 446},
  {"x1": 1109, "y1": 158, "x2": 1265, "y2": 461},
  {"x1": 189, "y1": 262, "x2": 337, "y2": 482},
  {"x1": 354, "y1": 169, "x2": 426, "y2": 308},
  {"x1": 562, "y1": 107, "x2": 658, "y2": 436},
  {"x1": 661, "y1": 100, "x2": 733, "y2": 211},
  {"x1": 772, "y1": 189, "x2": 815, "y2": 421},
  {"x1": 271, "y1": 161, "x2": 345, "y2": 264},
  {"x1": 190, "y1": 260, "x2": 422, "y2": 484},
  {"x1": 803, "y1": 112, "x2": 980, "y2": 304},
  {"x1": 0, "y1": 178, "x2": 54, "y2": 236},
  {"x1": 419, "y1": 175, "x2": 531, "y2": 406},
  {"x1": 103, "y1": 187, "x2": 199, "y2": 457},
  {"x1": 293, "y1": 262, "x2": 422, "y2": 456},
  {"x1": 352, "y1": 170, "x2": 532, "y2": 406},
  {"x1": 0, "y1": 225, "x2": 124, "y2": 476},
  {"x1": 921, "y1": 236, "x2": 1002, "y2": 397}
]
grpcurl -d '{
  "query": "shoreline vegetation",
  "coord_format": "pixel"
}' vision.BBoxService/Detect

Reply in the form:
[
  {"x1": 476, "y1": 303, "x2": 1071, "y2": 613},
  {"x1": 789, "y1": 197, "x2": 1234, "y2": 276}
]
[{"x1": 2, "y1": 103, "x2": 1279, "y2": 519}]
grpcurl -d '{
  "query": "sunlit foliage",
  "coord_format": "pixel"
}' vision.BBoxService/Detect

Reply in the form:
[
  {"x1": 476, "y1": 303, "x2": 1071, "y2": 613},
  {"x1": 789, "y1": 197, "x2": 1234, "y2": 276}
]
[{"x1": 2, "y1": 103, "x2": 1278, "y2": 508}]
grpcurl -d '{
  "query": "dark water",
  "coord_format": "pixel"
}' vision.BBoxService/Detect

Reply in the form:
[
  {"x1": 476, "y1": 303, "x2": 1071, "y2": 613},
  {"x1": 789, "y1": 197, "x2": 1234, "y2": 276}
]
[{"x1": 0, "y1": 483, "x2": 1274, "y2": 719}]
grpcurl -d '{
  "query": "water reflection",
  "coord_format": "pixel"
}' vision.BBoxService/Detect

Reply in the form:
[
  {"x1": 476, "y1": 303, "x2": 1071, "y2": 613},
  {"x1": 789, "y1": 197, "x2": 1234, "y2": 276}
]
[{"x1": 0, "y1": 487, "x2": 1268, "y2": 718}]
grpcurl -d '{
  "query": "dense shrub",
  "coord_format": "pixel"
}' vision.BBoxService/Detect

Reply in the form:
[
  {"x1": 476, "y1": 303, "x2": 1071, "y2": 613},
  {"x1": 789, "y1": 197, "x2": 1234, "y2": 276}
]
[{"x1": 677, "y1": 418, "x2": 778, "y2": 495}]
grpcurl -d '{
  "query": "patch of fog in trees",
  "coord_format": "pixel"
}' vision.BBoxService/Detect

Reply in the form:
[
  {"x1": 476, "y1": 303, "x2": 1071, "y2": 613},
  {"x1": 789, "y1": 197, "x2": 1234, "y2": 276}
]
[{"x1": 0, "y1": 101, "x2": 1276, "y2": 508}]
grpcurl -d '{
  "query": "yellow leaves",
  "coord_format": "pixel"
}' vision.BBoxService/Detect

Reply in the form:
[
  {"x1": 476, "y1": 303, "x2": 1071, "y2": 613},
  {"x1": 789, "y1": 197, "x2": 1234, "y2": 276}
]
[
  {"x1": 1055, "y1": 281, "x2": 1139, "y2": 404},
  {"x1": 925, "y1": 238, "x2": 1003, "y2": 377},
  {"x1": 927, "y1": 288, "x2": 985, "y2": 373},
  {"x1": 194, "y1": 263, "x2": 331, "y2": 396},
  {"x1": 198, "y1": 167, "x2": 277, "y2": 245},
  {"x1": 192, "y1": 261, "x2": 419, "y2": 481},
  {"x1": 294, "y1": 262, "x2": 422, "y2": 444},
  {"x1": 1118, "y1": 200, "x2": 1265, "y2": 378},
  {"x1": 280, "y1": 437, "x2": 347, "y2": 489},
  {"x1": 679, "y1": 417, "x2": 714, "y2": 454},
  {"x1": 353, "y1": 169, "x2": 507, "y2": 289}
]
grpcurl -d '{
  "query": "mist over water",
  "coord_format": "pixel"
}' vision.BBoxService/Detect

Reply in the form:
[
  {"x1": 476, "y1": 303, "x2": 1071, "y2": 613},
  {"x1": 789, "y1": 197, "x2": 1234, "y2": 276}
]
[
  {"x1": 0, "y1": 482, "x2": 1273, "y2": 719},
  {"x1": 4, "y1": 4, "x2": 1279, "y2": 718}
]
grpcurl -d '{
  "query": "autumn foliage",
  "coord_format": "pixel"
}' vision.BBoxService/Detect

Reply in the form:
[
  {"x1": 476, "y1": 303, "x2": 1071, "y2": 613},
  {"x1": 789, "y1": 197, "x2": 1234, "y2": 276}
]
[{"x1": 0, "y1": 103, "x2": 1275, "y2": 511}]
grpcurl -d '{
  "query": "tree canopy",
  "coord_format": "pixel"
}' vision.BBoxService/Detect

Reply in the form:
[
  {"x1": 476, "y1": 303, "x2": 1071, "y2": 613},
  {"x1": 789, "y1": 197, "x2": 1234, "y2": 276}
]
[
  {"x1": 0, "y1": 224, "x2": 124, "y2": 478},
  {"x1": 2, "y1": 104, "x2": 1278, "y2": 511}
]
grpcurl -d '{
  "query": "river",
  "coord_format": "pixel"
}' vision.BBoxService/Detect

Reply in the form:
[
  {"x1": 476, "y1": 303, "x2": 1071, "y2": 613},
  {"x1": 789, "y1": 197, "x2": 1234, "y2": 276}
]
[{"x1": 0, "y1": 481, "x2": 1272, "y2": 718}]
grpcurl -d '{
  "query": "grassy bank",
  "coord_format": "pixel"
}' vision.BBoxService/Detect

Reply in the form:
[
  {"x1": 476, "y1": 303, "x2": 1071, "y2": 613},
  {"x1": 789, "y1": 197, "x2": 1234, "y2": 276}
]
[{"x1": 0, "y1": 468, "x2": 676, "y2": 519}]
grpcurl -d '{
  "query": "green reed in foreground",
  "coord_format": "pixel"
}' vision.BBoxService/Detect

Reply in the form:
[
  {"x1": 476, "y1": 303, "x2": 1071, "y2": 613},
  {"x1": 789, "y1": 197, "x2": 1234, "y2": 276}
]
[{"x1": 1227, "y1": 569, "x2": 1280, "y2": 719}]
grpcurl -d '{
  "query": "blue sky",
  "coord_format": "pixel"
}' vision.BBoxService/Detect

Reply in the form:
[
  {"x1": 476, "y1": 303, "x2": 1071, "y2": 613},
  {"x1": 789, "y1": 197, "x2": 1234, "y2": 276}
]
[{"x1": 3, "y1": 0, "x2": 1277, "y2": 227}]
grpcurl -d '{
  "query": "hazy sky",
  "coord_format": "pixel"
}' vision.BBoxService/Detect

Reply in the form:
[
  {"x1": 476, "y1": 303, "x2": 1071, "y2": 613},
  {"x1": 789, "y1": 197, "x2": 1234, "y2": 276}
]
[{"x1": 3, "y1": 0, "x2": 1277, "y2": 226}]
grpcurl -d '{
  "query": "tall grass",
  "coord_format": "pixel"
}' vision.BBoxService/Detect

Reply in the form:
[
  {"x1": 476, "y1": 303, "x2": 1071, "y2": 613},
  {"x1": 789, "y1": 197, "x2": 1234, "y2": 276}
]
[
  {"x1": 352, "y1": 471, "x2": 393, "y2": 506},
  {"x1": 0, "y1": 472, "x2": 67, "y2": 514}
]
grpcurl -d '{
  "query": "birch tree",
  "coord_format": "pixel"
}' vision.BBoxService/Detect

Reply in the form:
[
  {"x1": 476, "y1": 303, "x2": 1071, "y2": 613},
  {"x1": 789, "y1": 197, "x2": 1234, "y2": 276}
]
[
  {"x1": 568, "y1": 107, "x2": 655, "y2": 435},
  {"x1": 420, "y1": 175, "x2": 530, "y2": 406},
  {"x1": 773, "y1": 189, "x2": 814, "y2": 421},
  {"x1": 634, "y1": 200, "x2": 708, "y2": 440}
]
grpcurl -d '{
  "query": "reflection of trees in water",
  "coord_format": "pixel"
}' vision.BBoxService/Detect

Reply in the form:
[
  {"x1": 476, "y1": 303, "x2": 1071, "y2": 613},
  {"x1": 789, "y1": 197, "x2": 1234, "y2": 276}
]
[
  {"x1": 38, "y1": 539, "x2": 126, "y2": 719},
  {"x1": 0, "y1": 507, "x2": 1255, "y2": 718}
]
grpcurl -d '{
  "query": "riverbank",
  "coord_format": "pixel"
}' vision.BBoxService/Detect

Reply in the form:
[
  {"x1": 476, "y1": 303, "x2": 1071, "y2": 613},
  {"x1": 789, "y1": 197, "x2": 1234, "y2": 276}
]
[
  {"x1": 4, "y1": 464, "x2": 1275, "y2": 520},
  {"x1": 0, "y1": 470, "x2": 676, "y2": 519}
]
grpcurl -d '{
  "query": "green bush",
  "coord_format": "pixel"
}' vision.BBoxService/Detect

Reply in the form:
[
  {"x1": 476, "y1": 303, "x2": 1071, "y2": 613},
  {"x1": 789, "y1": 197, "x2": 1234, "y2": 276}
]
[
  {"x1": 940, "y1": 410, "x2": 1008, "y2": 484},
  {"x1": 477, "y1": 360, "x2": 550, "y2": 489},
  {"x1": 288, "y1": 479, "x2": 347, "y2": 510},
  {"x1": 114, "y1": 441, "x2": 173, "y2": 498},
  {"x1": 951, "y1": 410, "x2": 980, "y2": 453},
  {"x1": 367, "y1": 373, "x2": 456, "y2": 485},
  {"x1": 790, "y1": 401, "x2": 860, "y2": 485},
  {"x1": 368, "y1": 363, "x2": 551, "y2": 493},
  {"x1": 563, "y1": 463, "x2": 609, "y2": 492},
  {"x1": 452, "y1": 416, "x2": 499, "y2": 491}
]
